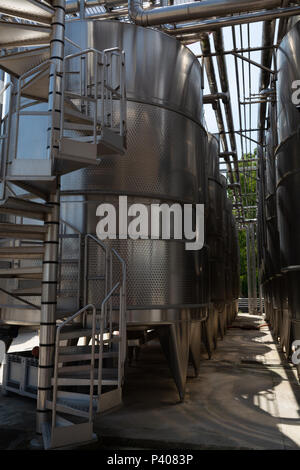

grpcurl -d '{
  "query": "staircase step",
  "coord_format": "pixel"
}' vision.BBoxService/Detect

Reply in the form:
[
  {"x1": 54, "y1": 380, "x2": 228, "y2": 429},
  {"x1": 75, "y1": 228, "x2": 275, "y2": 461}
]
[
  {"x1": 58, "y1": 326, "x2": 121, "y2": 343},
  {"x1": 13, "y1": 287, "x2": 42, "y2": 296},
  {"x1": 58, "y1": 350, "x2": 118, "y2": 362},
  {"x1": 58, "y1": 366, "x2": 117, "y2": 376},
  {"x1": 0, "y1": 46, "x2": 50, "y2": 78},
  {"x1": 0, "y1": 20, "x2": 51, "y2": 49},
  {"x1": 59, "y1": 130, "x2": 125, "y2": 164},
  {"x1": 0, "y1": 1, "x2": 54, "y2": 25},
  {"x1": 59, "y1": 138, "x2": 99, "y2": 166},
  {"x1": 52, "y1": 377, "x2": 118, "y2": 386},
  {"x1": 58, "y1": 327, "x2": 93, "y2": 341},
  {"x1": 0, "y1": 267, "x2": 43, "y2": 279},
  {"x1": 21, "y1": 69, "x2": 49, "y2": 101},
  {"x1": 0, "y1": 197, "x2": 52, "y2": 220},
  {"x1": 0, "y1": 303, "x2": 40, "y2": 310},
  {"x1": 46, "y1": 399, "x2": 91, "y2": 419},
  {"x1": 64, "y1": 104, "x2": 96, "y2": 125},
  {"x1": 0, "y1": 223, "x2": 46, "y2": 240},
  {"x1": 0, "y1": 246, "x2": 44, "y2": 259}
]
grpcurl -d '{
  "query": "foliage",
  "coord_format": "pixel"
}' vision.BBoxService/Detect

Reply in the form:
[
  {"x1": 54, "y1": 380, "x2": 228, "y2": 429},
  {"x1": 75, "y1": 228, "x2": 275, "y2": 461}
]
[{"x1": 228, "y1": 150, "x2": 258, "y2": 297}]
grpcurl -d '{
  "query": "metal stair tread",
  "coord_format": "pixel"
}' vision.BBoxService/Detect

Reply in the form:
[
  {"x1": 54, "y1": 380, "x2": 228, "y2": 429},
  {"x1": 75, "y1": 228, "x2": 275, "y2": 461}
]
[
  {"x1": 13, "y1": 287, "x2": 42, "y2": 296},
  {"x1": 57, "y1": 367, "x2": 117, "y2": 379},
  {"x1": 58, "y1": 326, "x2": 94, "y2": 340},
  {"x1": 0, "y1": 303, "x2": 40, "y2": 310},
  {"x1": 59, "y1": 130, "x2": 125, "y2": 162},
  {"x1": 46, "y1": 399, "x2": 92, "y2": 419},
  {"x1": 0, "y1": 1, "x2": 54, "y2": 25},
  {"x1": 0, "y1": 266, "x2": 43, "y2": 279},
  {"x1": 57, "y1": 352, "x2": 118, "y2": 362},
  {"x1": 0, "y1": 223, "x2": 47, "y2": 241},
  {"x1": 0, "y1": 20, "x2": 51, "y2": 49},
  {"x1": 0, "y1": 246, "x2": 44, "y2": 259},
  {"x1": 0, "y1": 46, "x2": 50, "y2": 78},
  {"x1": 52, "y1": 377, "x2": 118, "y2": 386},
  {"x1": 0, "y1": 196, "x2": 52, "y2": 216}
]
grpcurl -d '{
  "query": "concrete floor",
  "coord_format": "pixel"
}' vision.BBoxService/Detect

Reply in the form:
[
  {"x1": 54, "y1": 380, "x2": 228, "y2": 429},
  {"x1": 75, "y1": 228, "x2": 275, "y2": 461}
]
[{"x1": 0, "y1": 313, "x2": 300, "y2": 450}]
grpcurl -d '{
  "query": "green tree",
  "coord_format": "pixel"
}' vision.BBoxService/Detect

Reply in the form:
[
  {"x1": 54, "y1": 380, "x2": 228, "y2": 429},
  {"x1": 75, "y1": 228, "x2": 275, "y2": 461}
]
[{"x1": 228, "y1": 150, "x2": 258, "y2": 297}]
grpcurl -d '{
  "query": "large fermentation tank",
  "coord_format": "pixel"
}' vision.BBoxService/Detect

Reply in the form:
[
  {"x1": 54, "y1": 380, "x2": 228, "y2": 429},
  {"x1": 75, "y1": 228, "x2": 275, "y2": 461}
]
[
  {"x1": 275, "y1": 19, "x2": 300, "y2": 358},
  {"x1": 60, "y1": 20, "x2": 208, "y2": 399},
  {"x1": 206, "y1": 134, "x2": 226, "y2": 346}
]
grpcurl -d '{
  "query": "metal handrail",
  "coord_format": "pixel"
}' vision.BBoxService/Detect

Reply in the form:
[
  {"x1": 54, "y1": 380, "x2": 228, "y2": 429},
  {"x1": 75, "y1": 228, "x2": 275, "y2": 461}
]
[
  {"x1": 61, "y1": 47, "x2": 126, "y2": 144},
  {"x1": 14, "y1": 60, "x2": 56, "y2": 163},
  {"x1": 84, "y1": 234, "x2": 109, "y2": 325},
  {"x1": 51, "y1": 303, "x2": 97, "y2": 432},
  {"x1": 97, "y1": 282, "x2": 121, "y2": 402},
  {"x1": 58, "y1": 219, "x2": 82, "y2": 309}
]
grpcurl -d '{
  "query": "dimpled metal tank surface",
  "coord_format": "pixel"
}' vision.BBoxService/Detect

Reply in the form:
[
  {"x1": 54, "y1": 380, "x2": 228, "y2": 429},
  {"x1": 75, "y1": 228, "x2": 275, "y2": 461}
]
[{"x1": 60, "y1": 20, "x2": 207, "y2": 399}]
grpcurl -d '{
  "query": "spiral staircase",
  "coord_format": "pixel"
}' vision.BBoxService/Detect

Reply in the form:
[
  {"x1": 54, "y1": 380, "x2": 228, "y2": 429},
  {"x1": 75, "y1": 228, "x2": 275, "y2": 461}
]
[{"x1": 0, "y1": 1, "x2": 127, "y2": 449}]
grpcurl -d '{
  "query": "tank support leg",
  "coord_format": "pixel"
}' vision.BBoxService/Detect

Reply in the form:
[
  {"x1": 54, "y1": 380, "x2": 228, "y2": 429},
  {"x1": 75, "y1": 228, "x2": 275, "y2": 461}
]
[{"x1": 156, "y1": 323, "x2": 189, "y2": 402}]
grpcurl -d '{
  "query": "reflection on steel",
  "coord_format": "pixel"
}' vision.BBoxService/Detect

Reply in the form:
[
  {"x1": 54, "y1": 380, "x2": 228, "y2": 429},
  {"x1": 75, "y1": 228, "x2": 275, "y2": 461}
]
[
  {"x1": 59, "y1": 20, "x2": 239, "y2": 399},
  {"x1": 257, "y1": 18, "x2": 300, "y2": 370},
  {"x1": 166, "y1": 5, "x2": 300, "y2": 37},
  {"x1": 128, "y1": 0, "x2": 284, "y2": 27}
]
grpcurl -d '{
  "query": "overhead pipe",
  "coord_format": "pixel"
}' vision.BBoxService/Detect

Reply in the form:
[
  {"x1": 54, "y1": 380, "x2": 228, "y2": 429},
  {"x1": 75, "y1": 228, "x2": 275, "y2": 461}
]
[
  {"x1": 258, "y1": 20, "x2": 276, "y2": 145},
  {"x1": 128, "y1": 0, "x2": 285, "y2": 27},
  {"x1": 166, "y1": 4, "x2": 300, "y2": 36},
  {"x1": 66, "y1": 0, "x2": 128, "y2": 13},
  {"x1": 213, "y1": 30, "x2": 239, "y2": 180},
  {"x1": 203, "y1": 92, "x2": 229, "y2": 106},
  {"x1": 199, "y1": 34, "x2": 236, "y2": 192}
]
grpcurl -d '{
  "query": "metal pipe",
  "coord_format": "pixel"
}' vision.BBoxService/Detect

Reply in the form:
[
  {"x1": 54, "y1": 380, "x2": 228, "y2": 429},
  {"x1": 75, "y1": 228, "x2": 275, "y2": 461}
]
[
  {"x1": 258, "y1": 20, "x2": 276, "y2": 145},
  {"x1": 197, "y1": 45, "x2": 276, "y2": 59},
  {"x1": 128, "y1": 0, "x2": 284, "y2": 27},
  {"x1": 66, "y1": 0, "x2": 129, "y2": 13},
  {"x1": 199, "y1": 34, "x2": 234, "y2": 185},
  {"x1": 36, "y1": 0, "x2": 65, "y2": 436},
  {"x1": 83, "y1": 8, "x2": 129, "y2": 19},
  {"x1": 203, "y1": 92, "x2": 229, "y2": 104},
  {"x1": 166, "y1": 4, "x2": 300, "y2": 35},
  {"x1": 213, "y1": 30, "x2": 240, "y2": 180}
]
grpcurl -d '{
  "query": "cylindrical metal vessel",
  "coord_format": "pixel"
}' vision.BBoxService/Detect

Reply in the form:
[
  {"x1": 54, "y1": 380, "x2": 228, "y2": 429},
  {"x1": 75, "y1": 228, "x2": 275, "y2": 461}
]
[
  {"x1": 61, "y1": 20, "x2": 206, "y2": 320},
  {"x1": 60, "y1": 20, "x2": 207, "y2": 398},
  {"x1": 275, "y1": 20, "x2": 300, "y2": 353},
  {"x1": 206, "y1": 134, "x2": 226, "y2": 343}
]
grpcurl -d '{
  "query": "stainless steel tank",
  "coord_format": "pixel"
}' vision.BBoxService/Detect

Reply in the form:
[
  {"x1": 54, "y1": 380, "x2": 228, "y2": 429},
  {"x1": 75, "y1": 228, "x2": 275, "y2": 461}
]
[
  {"x1": 206, "y1": 134, "x2": 225, "y2": 347},
  {"x1": 276, "y1": 19, "x2": 300, "y2": 356},
  {"x1": 60, "y1": 20, "x2": 208, "y2": 399}
]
